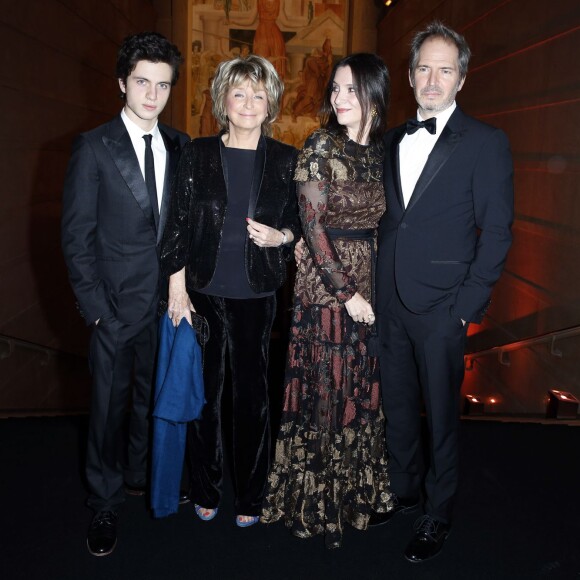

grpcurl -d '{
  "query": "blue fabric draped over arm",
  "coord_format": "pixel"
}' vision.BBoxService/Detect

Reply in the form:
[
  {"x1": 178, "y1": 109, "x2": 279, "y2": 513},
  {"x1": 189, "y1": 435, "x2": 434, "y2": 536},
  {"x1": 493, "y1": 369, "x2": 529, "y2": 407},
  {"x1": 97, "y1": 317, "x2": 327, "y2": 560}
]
[{"x1": 151, "y1": 313, "x2": 205, "y2": 518}]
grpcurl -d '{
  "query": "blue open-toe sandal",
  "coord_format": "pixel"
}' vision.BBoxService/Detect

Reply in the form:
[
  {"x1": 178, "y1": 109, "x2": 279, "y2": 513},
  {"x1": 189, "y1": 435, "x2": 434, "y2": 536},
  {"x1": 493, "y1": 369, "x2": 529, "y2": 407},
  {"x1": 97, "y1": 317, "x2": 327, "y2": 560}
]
[
  {"x1": 235, "y1": 515, "x2": 260, "y2": 528},
  {"x1": 194, "y1": 505, "x2": 218, "y2": 521}
]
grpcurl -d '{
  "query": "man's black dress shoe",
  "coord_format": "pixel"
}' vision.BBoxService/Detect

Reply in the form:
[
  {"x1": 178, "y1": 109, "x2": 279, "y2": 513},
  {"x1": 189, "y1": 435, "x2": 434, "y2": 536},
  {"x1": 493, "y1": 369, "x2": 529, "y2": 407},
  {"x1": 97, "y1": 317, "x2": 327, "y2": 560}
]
[
  {"x1": 179, "y1": 489, "x2": 190, "y2": 505},
  {"x1": 125, "y1": 484, "x2": 146, "y2": 496},
  {"x1": 404, "y1": 515, "x2": 450, "y2": 563},
  {"x1": 368, "y1": 494, "x2": 419, "y2": 527},
  {"x1": 87, "y1": 510, "x2": 118, "y2": 557}
]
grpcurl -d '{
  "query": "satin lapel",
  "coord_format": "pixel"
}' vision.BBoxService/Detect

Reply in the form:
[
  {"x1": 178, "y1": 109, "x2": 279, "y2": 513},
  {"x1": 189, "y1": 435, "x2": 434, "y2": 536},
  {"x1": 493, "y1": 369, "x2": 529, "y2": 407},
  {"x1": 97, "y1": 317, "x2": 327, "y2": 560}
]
[
  {"x1": 388, "y1": 126, "x2": 406, "y2": 211},
  {"x1": 247, "y1": 135, "x2": 266, "y2": 219},
  {"x1": 406, "y1": 122, "x2": 463, "y2": 212},
  {"x1": 219, "y1": 135, "x2": 229, "y2": 197},
  {"x1": 158, "y1": 130, "x2": 183, "y2": 243},
  {"x1": 102, "y1": 119, "x2": 155, "y2": 232}
]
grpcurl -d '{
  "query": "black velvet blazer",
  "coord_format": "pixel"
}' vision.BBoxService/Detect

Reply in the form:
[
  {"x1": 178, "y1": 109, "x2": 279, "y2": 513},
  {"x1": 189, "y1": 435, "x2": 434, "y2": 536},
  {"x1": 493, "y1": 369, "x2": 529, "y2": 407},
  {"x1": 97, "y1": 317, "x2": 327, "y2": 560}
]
[{"x1": 161, "y1": 134, "x2": 301, "y2": 294}]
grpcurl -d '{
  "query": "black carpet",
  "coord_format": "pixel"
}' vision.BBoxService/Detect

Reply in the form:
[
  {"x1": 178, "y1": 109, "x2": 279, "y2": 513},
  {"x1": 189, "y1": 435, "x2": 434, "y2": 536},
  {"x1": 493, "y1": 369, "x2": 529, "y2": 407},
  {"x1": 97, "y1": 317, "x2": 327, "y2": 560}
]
[{"x1": 2, "y1": 415, "x2": 579, "y2": 580}]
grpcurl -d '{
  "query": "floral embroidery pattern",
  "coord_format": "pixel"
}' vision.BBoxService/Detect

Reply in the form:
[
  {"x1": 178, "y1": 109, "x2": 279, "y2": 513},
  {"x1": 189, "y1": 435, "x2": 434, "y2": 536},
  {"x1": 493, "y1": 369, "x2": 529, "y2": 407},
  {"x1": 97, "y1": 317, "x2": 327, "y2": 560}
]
[{"x1": 261, "y1": 129, "x2": 392, "y2": 549}]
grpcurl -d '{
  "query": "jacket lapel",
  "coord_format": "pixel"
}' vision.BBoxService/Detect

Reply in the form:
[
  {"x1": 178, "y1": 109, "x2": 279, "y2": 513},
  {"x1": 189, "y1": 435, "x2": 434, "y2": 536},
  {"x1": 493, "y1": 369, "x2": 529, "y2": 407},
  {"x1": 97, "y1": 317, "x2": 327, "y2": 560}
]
[
  {"x1": 388, "y1": 126, "x2": 407, "y2": 211},
  {"x1": 247, "y1": 135, "x2": 266, "y2": 219},
  {"x1": 102, "y1": 116, "x2": 156, "y2": 232},
  {"x1": 219, "y1": 133, "x2": 229, "y2": 199},
  {"x1": 406, "y1": 109, "x2": 464, "y2": 212},
  {"x1": 158, "y1": 129, "x2": 184, "y2": 243}
]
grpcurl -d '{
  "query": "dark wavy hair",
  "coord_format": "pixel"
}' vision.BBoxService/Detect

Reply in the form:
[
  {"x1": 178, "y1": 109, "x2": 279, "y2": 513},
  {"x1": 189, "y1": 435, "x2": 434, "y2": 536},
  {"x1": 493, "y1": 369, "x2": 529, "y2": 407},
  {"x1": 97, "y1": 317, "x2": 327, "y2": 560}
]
[
  {"x1": 116, "y1": 32, "x2": 183, "y2": 91},
  {"x1": 320, "y1": 53, "x2": 390, "y2": 147},
  {"x1": 409, "y1": 21, "x2": 471, "y2": 80}
]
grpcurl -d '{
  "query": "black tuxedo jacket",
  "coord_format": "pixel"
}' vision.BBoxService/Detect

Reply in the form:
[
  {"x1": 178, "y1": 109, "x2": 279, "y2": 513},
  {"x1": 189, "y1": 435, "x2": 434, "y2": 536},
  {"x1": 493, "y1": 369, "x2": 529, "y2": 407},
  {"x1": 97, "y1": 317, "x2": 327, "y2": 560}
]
[
  {"x1": 376, "y1": 106, "x2": 514, "y2": 323},
  {"x1": 61, "y1": 115, "x2": 190, "y2": 325}
]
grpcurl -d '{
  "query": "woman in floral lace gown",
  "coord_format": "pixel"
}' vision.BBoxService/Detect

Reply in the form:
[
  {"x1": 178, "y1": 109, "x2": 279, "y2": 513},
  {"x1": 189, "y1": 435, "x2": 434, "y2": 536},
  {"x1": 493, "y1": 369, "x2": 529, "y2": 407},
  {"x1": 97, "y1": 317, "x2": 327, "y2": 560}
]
[{"x1": 261, "y1": 54, "x2": 393, "y2": 548}]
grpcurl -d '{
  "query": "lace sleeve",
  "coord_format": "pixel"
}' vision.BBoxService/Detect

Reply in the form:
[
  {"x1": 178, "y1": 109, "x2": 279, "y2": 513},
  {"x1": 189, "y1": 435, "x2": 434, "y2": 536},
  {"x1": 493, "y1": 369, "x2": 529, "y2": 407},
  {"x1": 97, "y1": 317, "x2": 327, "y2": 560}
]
[{"x1": 296, "y1": 132, "x2": 356, "y2": 303}]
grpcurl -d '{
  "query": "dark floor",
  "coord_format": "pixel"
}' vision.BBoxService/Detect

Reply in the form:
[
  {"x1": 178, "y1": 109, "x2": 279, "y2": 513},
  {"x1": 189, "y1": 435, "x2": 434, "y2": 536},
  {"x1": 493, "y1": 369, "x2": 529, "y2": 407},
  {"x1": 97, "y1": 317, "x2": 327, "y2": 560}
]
[{"x1": 2, "y1": 414, "x2": 580, "y2": 580}]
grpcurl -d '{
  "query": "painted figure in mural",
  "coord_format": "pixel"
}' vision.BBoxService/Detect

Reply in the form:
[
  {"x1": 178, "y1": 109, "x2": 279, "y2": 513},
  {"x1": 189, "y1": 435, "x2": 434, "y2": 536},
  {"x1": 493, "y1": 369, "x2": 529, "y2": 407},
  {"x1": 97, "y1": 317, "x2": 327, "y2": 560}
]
[
  {"x1": 291, "y1": 38, "x2": 333, "y2": 121},
  {"x1": 191, "y1": 41, "x2": 203, "y2": 115},
  {"x1": 161, "y1": 54, "x2": 301, "y2": 529},
  {"x1": 253, "y1": 0, "x2": 286, "y2": 79},
  {"x1": 199, "y1": 85, "x2": 220, "y2": 136},
  {"x1": 261, "y1": 53, "x2": 393, "y2": 549}
]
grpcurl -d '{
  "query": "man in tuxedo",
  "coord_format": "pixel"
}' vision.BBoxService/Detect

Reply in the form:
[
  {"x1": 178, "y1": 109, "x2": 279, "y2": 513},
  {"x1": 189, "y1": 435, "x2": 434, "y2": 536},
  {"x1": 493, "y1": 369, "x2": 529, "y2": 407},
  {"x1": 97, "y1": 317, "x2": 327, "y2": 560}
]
[
  {"x1": 373, "y1": 21, "x2": 514, "y2": 562},
  {"x1": 61, "y1": 32, "x2": 190, "y2": 556}
]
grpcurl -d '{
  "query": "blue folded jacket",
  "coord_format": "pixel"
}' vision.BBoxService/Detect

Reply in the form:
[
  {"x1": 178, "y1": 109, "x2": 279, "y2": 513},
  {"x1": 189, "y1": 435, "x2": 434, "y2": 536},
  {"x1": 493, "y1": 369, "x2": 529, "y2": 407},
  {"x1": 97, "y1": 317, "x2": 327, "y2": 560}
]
[{"x1": 151, "y1": 313, "x2": 205, "y2": 518}]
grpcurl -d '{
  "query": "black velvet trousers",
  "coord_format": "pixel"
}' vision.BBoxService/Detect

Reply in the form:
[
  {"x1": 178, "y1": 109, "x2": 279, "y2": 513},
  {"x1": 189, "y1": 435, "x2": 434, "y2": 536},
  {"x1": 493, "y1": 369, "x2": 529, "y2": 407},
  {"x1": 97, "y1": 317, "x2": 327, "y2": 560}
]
[{"x1": 187, "y1": 292, "x2": 276, "y2": 516}]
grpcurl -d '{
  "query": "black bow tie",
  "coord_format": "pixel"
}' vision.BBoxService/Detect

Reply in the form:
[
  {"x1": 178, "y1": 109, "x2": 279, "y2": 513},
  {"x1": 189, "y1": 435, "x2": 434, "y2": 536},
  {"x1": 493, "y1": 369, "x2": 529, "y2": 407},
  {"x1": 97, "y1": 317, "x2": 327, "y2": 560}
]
[{"x1": 406, "y1": 117, "x2": 437, "y2": 135}]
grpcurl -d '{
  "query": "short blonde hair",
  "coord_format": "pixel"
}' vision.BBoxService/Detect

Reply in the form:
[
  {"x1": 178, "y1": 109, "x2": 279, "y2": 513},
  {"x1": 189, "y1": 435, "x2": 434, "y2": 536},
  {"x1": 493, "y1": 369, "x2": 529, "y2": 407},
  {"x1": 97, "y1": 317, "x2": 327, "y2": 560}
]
[{"x1": 211, "y1": 55, "x2": 283, "y2": 137}]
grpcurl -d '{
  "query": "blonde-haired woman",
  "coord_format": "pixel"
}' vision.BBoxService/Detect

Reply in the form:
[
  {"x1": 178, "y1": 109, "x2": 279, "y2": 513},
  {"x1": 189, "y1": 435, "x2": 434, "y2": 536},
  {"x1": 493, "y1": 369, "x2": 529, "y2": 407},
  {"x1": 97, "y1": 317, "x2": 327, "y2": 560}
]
[{"x1": 161, "y1": 55, "x2": 301, "y2": 527}]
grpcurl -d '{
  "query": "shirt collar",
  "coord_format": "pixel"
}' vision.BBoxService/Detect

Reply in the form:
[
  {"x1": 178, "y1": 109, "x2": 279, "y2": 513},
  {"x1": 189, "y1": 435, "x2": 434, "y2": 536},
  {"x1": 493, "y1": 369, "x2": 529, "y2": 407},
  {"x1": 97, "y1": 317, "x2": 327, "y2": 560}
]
[
  {"x1": 120, "y1": 108, "x2": 161, "y2": 140},
  {"x1": 417, "y1": 101, "x2": 457, "y2": 135}
]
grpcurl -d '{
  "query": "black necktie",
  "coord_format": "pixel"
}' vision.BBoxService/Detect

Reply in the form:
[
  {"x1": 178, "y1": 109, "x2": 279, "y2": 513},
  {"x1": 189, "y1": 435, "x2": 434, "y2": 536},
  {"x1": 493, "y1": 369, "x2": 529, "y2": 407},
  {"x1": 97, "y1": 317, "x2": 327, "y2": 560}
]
[
  {"x1": 143, "y1": 134, "x2": 159, "y2": 229},
  {"x1": 406, "y1": 117, "x2": 437, "y2": 135}
]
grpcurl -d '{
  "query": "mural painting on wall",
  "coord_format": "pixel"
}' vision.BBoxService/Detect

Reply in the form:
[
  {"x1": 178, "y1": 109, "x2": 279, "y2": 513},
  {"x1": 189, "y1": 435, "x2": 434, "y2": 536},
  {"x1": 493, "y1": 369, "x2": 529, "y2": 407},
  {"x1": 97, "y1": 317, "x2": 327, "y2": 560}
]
[{"x1": 190, "y1": 0, "x2": 349, "y2": 148}]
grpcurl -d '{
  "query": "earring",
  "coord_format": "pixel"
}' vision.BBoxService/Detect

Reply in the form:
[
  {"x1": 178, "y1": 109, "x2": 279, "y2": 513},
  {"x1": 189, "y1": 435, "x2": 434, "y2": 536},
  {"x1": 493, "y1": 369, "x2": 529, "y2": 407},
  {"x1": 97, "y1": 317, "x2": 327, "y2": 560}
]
[{"x1": 371, "y1": 106, "x2": 378, "y2": 118}]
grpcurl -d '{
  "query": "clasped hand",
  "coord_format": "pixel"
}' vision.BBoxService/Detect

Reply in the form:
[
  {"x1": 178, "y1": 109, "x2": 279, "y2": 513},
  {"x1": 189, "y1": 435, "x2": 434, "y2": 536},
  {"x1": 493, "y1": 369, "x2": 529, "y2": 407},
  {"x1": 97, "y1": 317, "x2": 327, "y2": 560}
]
[
  {"x1": 294, "y1": 238, "x2": 374, "y2": 325},
  {"x1": 167, "y1": 292, "x2": 195, "y2": 327},
  {"x1": 246, "y1": 217, "x2": 287, "y2": 247},
  {"x1": 167, "y1": 269, "x2": 195, "y2": 327},
  {"x1": 345, "y1": 292, "x2": 375, "y2": 325}
]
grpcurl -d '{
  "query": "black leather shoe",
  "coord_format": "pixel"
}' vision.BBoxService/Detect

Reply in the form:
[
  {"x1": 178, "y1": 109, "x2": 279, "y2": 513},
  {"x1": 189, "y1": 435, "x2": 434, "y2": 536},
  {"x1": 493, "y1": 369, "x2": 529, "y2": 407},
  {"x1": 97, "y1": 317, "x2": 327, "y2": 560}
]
[
  {"x1": 369, "y1": 494, "x2": 419, "y2": 527},
  {"x1": 87, "y1": 510, "x2": 118, "y2": 557},
  {"x1": 125, "y1": 484, "x2": 146, "y2": 496},
  {"x1": 179, "y1": 489, "x2": 190, "y2": 505},
  {"x1": 404, "y1": 515, "x2": 450, "y2": 563}
]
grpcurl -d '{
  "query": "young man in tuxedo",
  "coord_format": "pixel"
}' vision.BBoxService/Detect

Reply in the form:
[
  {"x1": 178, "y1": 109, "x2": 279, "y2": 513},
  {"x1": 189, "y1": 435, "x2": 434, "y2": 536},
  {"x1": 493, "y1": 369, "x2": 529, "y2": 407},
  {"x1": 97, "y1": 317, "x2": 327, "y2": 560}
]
[
  {"x1": 373, "y1": 21, "x2": 514, "y2": 562},
  {"x1": 61, "y1": 32, "x2": 190, "y2": 556}
]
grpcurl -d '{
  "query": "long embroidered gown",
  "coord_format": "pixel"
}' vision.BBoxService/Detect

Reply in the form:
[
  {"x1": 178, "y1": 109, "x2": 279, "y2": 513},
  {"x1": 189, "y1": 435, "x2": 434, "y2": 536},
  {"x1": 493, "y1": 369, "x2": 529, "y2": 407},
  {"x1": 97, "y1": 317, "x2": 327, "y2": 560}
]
[{"x1": 261, "y1": 129, "x2": 393, "y2": 548}]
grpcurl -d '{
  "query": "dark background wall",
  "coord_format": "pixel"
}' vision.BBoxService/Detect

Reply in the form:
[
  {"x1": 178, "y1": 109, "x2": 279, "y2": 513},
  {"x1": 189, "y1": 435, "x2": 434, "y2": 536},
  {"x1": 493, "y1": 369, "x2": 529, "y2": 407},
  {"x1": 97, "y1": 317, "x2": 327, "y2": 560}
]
[
  {"x1": 377, "y1": 0, "x2": 580, "y2": 414},
  {"x1": 1, "y1": 0, "x2": 579, "y2": 415},
  {"x1": 0, "y1": 0, "x2": 164, "y2": 412}
]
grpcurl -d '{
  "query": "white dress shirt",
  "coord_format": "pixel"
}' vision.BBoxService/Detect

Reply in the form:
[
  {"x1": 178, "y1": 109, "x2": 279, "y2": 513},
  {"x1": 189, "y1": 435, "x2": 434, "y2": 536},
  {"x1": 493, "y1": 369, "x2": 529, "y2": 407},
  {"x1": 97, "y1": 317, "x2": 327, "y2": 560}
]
[
  {"x1": 399, "y1": 102, "x2": 457, "y2": 208},
  {"x1": 121, "y1": 108, "x2": 167, "y2": 210}
]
